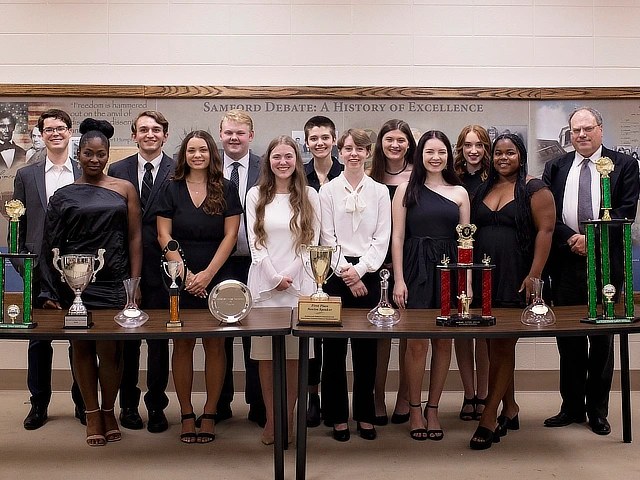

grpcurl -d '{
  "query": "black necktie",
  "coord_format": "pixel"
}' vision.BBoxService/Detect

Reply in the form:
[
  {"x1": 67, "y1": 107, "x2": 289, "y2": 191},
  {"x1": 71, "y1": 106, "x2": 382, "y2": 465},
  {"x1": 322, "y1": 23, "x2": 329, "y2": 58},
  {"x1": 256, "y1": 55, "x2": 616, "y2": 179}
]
[
  {"x1": 577, "y1": 158, "x2": 592, "y2": 234},
  {"x1": 230, "y1": 162, "x2": 241, "y2": 190},
  {"x1": 141, "y1": 162, "x2": 153, "y2": 211}
]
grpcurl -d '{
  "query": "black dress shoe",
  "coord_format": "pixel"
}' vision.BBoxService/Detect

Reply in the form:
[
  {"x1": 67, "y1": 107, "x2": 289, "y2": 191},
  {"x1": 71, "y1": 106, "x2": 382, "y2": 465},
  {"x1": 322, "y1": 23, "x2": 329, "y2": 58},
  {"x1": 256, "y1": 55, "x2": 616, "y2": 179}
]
[
  {"x1": 544, "y1": 411, "x2": 586, "y2": 428},
  {"x1": 372, "y1": 415, "x2": 388, "y2": 426},
  {"x1": 357, "y1": 422, "x2": 377, "y2": 440},
  {"x1": 147, "y1": 409, "x2": 169, "y2": 433},
  {"x1": 390, "y1": 412, "x2": 410, "y2": 424},
  {"x1": 75, "y1": 405, "x2": 86, "y2": 426},
  {"x1": 497, "y1": 413, "x2": 520, "y2": 437},
  {"x1": 119, "y1": 407, "x2": 144, "y2": 430},
  {"x1": 24, "y1": 404, "x2": 48, "y2": 430},
  {"x1": 248, "y1": 405, "x2": 266, "y2": 428},
  {"x1": 307, "y1": 393, "x2": 321, "y2": 428},
  {"x1": 332, "y1": 425, "x2": 350, "y2": 442},
  {"x1": 589, "y1": 417, "x2": 611, "y2": 435}
]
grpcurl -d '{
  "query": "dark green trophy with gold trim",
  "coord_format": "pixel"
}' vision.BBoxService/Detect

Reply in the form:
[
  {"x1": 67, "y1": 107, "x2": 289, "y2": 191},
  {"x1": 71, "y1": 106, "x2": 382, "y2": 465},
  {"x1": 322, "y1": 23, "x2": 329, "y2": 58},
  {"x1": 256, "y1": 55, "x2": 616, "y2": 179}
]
[
  {"x1": 0, "y1": 200, "x2": 37, "y2": 328},
  {"x1": 581, "y1": 157, "x2": 638, "y2": 324}
]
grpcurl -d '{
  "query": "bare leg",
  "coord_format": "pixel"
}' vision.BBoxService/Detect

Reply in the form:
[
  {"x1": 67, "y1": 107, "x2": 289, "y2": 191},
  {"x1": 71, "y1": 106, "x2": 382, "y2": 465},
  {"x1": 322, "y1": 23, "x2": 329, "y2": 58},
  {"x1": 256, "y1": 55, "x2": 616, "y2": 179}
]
[
  {"x1": 72, "y1": 340, "x2": 103, "y2": 445},
  {"x1": 95, "y1": 340, "x2": 123, "y2": 442},
  {"x1": 392, "y1": 338, "x2": 410, "y2": 416},
  {"x1": 454, "y1": 338, "x2": 476, "y2": 418},
  {"x1": 199, "y1": 337, "x2": 226, "y2": 441},
  {"x1": 405, "y1": 338, "x2": 429, "y2": 435},
  {"x1": 475, "y1": 338, "x2": 518, "y2": 435},
  {"x1": 475, "y1": 338, "x2": 490, "y2": 416},
  {"x1": 172, "y1": 338, "x2": 197, "y2": 441},
  {"x1": 374, "y1": 338, "x2": 391, "y2": 417},
  {"x1": 425, "y1": 338, "x2": 452, "y2": 436},
  {"x1": 260, "y1": 359, "x2": 298, "y2": 442}
]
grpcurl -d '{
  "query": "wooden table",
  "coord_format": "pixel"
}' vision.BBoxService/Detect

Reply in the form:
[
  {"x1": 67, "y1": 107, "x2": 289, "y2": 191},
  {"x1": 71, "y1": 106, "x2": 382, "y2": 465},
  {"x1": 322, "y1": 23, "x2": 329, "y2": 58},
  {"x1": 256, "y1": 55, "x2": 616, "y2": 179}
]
[
  {"x1": 293, "y1": 306, "x2": 640, "y2": 480},
  {"x1": 0, "y1": 307, "x2": 292, "y2": 480}
]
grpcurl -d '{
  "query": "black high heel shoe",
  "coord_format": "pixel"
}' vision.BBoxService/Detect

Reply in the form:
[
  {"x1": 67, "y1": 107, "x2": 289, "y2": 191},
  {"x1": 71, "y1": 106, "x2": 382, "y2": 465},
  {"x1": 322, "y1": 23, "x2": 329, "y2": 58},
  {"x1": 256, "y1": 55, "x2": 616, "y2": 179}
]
[
  {"x1": 459, "y1": 395, "x2": 476, "y2": 421},
  {"x1": 497, "y1": 413, "x2": 520, "y2": 437},
  {"x1": 357, "y1": 422, "x2": 377, "y2": 440},
  {"x1": 408, "y1": 403, "x2": 428, "y2": 441},
  {"x1": 332, "y1": 424, "x2": 350, "y2": 442},
  {"x1": 474, "y1": 397, "x2": 487, "y2": 420},
  {"x1": 469, "y1": 425, "x2": 500, "y2": 450},
  {"x1": 424, "y1": 404, "x2": 444, "y2": 441}
]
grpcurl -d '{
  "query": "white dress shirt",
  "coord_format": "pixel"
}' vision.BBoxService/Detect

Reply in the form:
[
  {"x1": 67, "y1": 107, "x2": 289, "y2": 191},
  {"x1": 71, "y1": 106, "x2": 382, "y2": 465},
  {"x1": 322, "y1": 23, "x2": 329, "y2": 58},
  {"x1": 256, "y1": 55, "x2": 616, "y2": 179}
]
[
  {"x1": 45, "y1": 156, "x2": 75, "y2": 202},
  {"x1": 223, "y1": 152, "x2": 250, "y2": 256},
  {"x1": 319, "y1": 173, "x2": 391, "y2": 279},
  {"x1": 562, "y1": 146, "x2": 602, "y2": 234},
  {"x1": 136, "y1": 152, "x2": 163, "y2": 192}
]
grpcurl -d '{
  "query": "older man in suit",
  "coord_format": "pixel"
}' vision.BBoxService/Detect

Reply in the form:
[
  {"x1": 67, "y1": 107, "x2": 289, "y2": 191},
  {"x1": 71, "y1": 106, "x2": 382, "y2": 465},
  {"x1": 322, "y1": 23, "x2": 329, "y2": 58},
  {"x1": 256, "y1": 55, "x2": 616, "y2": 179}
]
[
  {"x1": 543, "y1": 107, "x2": 639, "y2": 435},
  {"x1": 108, "y1": 110, "x2": 175, "y2": 433},
  {"x1": 13, "y1": 109, "x2": 84, "y2": 430},
  {"x1": 0, "y1": 111, "x2": 27, "y2": 170},
  {"x1": 215, "y1": 109, "x2": 266, "y2": 426}
]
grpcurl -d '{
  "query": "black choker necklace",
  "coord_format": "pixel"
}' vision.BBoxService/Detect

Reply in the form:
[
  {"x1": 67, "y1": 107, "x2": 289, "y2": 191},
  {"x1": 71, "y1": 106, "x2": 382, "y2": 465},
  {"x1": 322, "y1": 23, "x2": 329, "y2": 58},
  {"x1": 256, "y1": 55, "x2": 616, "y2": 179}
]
[{"x1": 385, "y1": 160, "x2": 408, "y2": 176}]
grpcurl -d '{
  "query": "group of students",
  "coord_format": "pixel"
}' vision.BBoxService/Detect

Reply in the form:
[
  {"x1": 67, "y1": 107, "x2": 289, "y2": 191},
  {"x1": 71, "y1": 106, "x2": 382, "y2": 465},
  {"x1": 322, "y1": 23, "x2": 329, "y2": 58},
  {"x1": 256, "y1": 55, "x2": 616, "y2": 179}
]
[{"x1": 14, "y1": 106, "x2": 638, "y2": 451}]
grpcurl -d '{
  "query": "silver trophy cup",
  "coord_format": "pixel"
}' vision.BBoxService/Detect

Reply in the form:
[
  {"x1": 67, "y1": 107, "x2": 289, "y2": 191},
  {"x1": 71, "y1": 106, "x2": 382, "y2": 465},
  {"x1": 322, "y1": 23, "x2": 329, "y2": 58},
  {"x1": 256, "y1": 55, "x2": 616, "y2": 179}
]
[{"x1": 52, "y1": 248, "x2": 105, "y2": 328}]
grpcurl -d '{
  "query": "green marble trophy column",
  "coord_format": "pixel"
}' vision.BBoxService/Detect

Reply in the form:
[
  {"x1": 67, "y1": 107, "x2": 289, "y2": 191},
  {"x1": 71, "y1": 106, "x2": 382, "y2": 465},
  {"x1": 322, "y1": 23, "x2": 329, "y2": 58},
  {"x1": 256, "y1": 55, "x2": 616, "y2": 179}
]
[
  {"x1": 0, "y1": 200, "x2": 37, "y2": 328},
  {"x1": 581, "y1": 157, "x2": 637, "y2": 324}
]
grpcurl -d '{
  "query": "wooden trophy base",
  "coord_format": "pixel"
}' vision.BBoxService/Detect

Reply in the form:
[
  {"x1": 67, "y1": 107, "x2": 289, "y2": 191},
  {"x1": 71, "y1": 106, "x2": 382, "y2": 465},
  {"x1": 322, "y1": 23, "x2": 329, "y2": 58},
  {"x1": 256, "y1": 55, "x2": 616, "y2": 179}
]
[
  {"x1": 64, "y1": 313, "x2": 94, "y2": 329},
  {"x1": 166, "y1": 320, "x2": 183, "y2": 328},
  {"x1": 298, "y1": 296, "x2": 342, "y2": 326},
  {"x1": 436, "y1": 313, "x2": 496, "y2": 327}
]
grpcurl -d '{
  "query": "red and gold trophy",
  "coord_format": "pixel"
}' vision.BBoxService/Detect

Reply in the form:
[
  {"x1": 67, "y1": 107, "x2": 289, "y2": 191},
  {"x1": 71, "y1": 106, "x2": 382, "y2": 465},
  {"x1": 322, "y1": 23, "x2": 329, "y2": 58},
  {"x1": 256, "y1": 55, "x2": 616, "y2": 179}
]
[
  {"x1": 436, "y1": 223, "x2": 496, "y2": 327},
  {"x1": 581, "y1": 157, "x2": 638, "y2": 324}
]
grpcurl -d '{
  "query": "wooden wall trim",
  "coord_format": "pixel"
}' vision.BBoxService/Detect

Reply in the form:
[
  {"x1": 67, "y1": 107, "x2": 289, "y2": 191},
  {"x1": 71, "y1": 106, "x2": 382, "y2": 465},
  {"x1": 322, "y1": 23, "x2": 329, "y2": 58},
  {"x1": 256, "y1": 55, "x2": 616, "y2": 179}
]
[{"x1": 0, "y1": 85, "x2": 639, "y2": 100}]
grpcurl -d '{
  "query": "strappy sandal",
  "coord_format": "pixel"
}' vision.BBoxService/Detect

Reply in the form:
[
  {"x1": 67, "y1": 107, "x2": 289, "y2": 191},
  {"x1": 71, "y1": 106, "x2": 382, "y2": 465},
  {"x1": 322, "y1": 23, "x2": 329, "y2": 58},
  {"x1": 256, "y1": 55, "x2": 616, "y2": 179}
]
[
  {"x1": 459, "y1": 395, "x2": 476, "y2": 421},
  {"x1": 425, "y1": 404, "x2": 444, "y2": 441},
  {"x1": 470, "y1": 425, "x2": 500, "y2": 450},
  {"x1": 408, "y1": 402, "x2": 428, "y2": 441},
  {"x1": 197, "y1": 413, "x2": 216, "y2": 443},
  {"x1": 102, "y1": 408, "x2": 121, "y2": 442},
  {"x1": 474, "y1": 397, "x2": 487, "y2": 420},
  {"x1": 180, "y1": 412, "x2": 197, "y2": 444},
  {"x1": 85, "y1": 408, "x2": 106, "y2": 447}
]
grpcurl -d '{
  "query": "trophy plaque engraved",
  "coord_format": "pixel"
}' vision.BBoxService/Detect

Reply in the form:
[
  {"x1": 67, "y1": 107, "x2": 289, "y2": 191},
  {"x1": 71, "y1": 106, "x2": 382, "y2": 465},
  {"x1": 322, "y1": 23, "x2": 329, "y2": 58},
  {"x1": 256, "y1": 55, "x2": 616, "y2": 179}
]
[
  {"x1": 0, "y1": 200, "x2": 37, "y2": 329},
  {"x1": 582, "y1": 157, "x2": 638, "y2": 324},
  {"x1": 436, "y1": 224, "x2": 496, "y2": 327},
  {"x1": 298, "y1": 244, "x2": 342, "y2": 326},
  {"x1": 208, "y1": 280, "x2": 253, "y2": 324},
  {"x1": 52, "y1": 248, "x2": 105, "y2": 329}
]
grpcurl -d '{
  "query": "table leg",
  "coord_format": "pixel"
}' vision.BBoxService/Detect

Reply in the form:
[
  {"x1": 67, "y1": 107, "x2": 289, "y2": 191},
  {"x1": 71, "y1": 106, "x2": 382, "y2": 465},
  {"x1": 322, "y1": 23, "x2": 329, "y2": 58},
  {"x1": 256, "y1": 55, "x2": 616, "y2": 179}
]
[
  {"x1": 296, "y1": 337, "x2": 310, "y2": 480},
  {"x1": 272, "y1": 335, "x2": 286, "y2": 480},
  {"x1": 619, "y1": 333, "x2": 632, "y2": 443}
]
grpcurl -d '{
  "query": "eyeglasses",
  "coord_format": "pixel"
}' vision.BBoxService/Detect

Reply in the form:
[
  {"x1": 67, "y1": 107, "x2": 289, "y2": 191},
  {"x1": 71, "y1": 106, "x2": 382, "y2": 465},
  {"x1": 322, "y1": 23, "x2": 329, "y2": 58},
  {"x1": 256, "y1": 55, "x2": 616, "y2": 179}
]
[
  {"x1": 42, "y1": 126, "x2": 69, "y2": 135},
  {"x1": 570, "y1": 125, "x2": 599, "y2": 135}
]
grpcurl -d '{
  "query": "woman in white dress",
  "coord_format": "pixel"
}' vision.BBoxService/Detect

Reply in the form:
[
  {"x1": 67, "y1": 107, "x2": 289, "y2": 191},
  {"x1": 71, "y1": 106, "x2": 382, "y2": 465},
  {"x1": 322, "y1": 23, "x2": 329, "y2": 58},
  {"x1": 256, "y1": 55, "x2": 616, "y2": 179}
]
[{"x1": 246, "y1": 135, "x2": 321, "y2": 445}]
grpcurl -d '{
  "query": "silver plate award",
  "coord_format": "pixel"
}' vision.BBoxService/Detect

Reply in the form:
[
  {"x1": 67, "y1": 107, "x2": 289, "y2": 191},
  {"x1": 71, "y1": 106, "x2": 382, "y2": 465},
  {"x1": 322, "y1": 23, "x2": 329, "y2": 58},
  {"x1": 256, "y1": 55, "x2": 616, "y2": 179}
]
[{"x1": 208, "y1": 280, "x2": 253, "y2": 324}]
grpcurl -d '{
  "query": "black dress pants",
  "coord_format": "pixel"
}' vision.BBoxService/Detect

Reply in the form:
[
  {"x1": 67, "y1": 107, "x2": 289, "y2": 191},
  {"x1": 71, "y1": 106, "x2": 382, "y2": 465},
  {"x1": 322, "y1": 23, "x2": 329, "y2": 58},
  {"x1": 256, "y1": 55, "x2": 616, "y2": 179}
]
[
  {"x1": 321, "y1": 260, "x2": 380, "y2": 425},
  {"x1": 551, "y1": 248, "x2": 615, "y2": 419}
]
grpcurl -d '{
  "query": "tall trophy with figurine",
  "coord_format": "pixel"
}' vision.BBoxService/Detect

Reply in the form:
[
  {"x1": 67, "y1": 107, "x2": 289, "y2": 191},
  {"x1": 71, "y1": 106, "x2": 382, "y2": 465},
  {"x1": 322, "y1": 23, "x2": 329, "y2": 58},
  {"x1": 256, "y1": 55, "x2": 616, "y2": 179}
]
[
  {"x1": 0, "y1": 200, "x2": 37, "y2": 329},
  {"x1": 436, "y1": 224, "x2": 496, "y2": 327}
]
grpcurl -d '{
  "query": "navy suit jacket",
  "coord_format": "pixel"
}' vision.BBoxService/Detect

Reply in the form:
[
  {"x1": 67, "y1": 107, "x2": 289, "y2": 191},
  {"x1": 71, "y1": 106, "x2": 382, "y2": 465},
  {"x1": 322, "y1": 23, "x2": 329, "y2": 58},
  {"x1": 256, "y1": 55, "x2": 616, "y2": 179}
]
[
  {"x1": 108, "y1": 152, "x2": 175, "y2": 308},
  {"x1": 11, "y1": 150, "x2": 82, "y2": 287},
  {"x1": 542, "y1": 146, "x2": 639, "y2": 293}
]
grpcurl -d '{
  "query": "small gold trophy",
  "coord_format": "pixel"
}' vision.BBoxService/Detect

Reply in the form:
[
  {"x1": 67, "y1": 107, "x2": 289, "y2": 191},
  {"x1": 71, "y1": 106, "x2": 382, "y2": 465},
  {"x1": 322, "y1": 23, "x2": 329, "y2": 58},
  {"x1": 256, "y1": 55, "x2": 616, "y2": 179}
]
[{"x1": 298, "y1": 245, "x2": 342, "y2": 325}]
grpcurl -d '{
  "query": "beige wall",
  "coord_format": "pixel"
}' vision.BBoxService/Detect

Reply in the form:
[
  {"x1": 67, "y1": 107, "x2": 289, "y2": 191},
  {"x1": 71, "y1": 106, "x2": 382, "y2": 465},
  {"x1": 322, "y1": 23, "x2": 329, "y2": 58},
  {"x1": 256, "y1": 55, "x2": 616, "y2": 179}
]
[
  {"x1": 0, "y1": 1, "x2": 639, "y2": 87},
  {"x1": 1, "y1": 0, "x2": 639, "y2": 384}
]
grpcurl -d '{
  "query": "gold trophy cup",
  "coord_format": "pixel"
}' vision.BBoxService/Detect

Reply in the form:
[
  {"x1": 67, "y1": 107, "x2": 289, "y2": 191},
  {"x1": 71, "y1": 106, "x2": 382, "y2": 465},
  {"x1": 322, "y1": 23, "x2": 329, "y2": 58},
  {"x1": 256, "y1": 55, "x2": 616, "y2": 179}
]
[{"x1": 298, "y1": 245, "x2": 342, "y2": 325}]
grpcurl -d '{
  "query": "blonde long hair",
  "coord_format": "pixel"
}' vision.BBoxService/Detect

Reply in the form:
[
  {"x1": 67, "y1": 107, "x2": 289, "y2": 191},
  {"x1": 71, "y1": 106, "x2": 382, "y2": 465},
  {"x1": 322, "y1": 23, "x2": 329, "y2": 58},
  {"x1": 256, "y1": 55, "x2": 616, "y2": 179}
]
[{"x1": 253, "y1": 136, "x2": 315, "y2": 253}]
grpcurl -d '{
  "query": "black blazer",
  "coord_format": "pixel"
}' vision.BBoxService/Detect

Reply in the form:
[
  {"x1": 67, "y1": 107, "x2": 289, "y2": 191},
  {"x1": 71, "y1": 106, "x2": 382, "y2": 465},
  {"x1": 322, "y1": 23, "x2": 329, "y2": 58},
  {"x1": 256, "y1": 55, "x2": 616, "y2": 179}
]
[
  {"x1": 542, "y1": 146, "x2": 639, "y2": 293},
  {"x1": 108, "y1": 153, "x2": 175, "y2": 307},
  {"x1": 11, "y1": 150, "x2": 82, "y2": 282}
]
